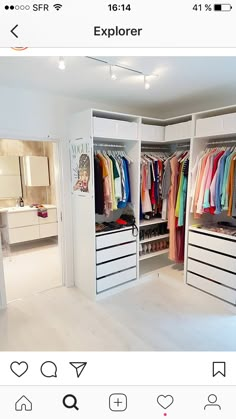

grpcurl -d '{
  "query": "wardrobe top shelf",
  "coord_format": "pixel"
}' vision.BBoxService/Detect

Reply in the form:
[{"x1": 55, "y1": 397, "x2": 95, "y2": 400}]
[
  {"x1": 189, "y1": 226, "x2": 236, "y2": 242},
  {"x1": 140, "y1": 219, "x2": 168, "y2": 227}
]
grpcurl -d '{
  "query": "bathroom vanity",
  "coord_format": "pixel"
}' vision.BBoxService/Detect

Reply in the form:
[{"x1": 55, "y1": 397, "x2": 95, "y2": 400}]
[{"x1": 0, "y1": 205, "x2": 58, "y2": 244}]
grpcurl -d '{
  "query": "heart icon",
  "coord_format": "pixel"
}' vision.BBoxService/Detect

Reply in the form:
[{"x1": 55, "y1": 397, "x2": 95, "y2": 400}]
[
  {"x1": 10, "y1": 361, "x2": 28, "y2": 377},
  {"x1": 157, "y1": 395, "x2": 174, "y2": 409}
]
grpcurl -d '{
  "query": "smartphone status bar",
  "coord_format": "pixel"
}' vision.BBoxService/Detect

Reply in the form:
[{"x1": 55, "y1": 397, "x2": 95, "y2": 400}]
[{"x1": 0, "y1": 0, "x2": 236, "y2": 47}]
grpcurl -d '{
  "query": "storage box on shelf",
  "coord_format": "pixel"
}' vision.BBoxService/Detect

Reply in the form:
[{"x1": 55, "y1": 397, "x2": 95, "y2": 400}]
[
  {"x1": 141, "y1": 123, "x2": 164, "y2": 142},
  {"x1": 196, "y1": 111, "x2": 236, "y2": 138},
  {"x1": 93, "y1": 116, "x2": 138, "y2": 140},
  {"x1": 165, "y1": 120, "x2": 192, "y2": 142}
]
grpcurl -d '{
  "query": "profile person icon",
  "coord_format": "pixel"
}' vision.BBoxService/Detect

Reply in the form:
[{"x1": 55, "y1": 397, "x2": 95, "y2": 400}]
[{"x1": 204, "y1": 394, "x2": 221, "y2": 410}]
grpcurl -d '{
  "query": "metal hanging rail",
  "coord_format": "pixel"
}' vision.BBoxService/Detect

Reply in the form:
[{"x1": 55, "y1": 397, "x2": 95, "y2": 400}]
[
  {"x1": 207, "y1": 139, "x2": 236, "y2": 146},
  {"x1": 94, "y1": 143, "x2": 125, "y2": 148}
]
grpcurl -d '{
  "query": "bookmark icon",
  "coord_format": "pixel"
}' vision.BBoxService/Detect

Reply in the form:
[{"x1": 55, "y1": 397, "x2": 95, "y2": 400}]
[{"x1": 69, "y1": 362, "x2": 87, "y2": 378}]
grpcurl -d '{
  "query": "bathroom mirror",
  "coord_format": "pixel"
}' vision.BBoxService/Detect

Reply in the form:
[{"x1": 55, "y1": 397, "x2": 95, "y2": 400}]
[{"x1": 0, "y1": 156, "x2": 22, "y2": 199}]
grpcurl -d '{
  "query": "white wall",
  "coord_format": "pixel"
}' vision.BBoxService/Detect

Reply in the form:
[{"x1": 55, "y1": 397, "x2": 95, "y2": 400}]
[{"x1": 0, "y1": 86, "x2": 140, "y2": 140}]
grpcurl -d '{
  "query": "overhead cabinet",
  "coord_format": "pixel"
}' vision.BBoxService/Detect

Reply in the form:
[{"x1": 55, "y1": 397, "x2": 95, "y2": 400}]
[
  {"x1": 23, "y1": 156, "x2": 49, "y2": 186},
  {"x1": 165, "y1": 121, "x2": 192, "y2": 141},
  {"x1": 0, "y1": 156, "x2": 22, "y2": 198},
  {"x1": 196, "y1": 112, "x2": 236, "y2": 137},
  {"x1": 141, "y1": 124, "x2": 164, "y2": 141}
]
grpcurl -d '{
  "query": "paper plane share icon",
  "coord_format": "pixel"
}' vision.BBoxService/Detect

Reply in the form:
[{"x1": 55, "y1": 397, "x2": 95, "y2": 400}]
[{"x1": 69, "y1": 362, "x2": 87, "y2": 378}]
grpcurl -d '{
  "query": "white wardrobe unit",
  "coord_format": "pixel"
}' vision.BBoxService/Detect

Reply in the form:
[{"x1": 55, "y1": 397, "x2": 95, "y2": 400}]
[
  {"x1": 70, "y1": 109, "x2": 140, "y2": 299},
  {"x1": 185, "y1": 106, "x2": 236, "y2": 305},
  {"x1": 71, "y1": 106, "x2": 236, "y2": 306}
]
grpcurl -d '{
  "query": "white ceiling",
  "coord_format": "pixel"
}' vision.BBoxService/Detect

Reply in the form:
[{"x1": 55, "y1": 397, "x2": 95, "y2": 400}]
[{"x1": 1, "y1": 56, "x2": 236, "y2": 117}]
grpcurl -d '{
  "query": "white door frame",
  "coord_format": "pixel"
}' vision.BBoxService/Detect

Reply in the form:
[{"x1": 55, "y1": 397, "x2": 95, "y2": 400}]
[{"x1": 0, "y1": 134, "x2": 74, "y2": 309}]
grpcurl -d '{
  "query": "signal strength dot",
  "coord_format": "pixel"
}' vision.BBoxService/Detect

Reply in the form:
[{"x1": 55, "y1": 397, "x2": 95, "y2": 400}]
[{"x1": 53, "y1": 3, "x2": 62, "y2": 11}]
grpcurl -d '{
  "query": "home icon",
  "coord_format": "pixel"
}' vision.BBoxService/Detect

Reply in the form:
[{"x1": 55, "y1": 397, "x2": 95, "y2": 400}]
[{"x1": 15, "y1": 396, "x2": 32, "y2": 411}]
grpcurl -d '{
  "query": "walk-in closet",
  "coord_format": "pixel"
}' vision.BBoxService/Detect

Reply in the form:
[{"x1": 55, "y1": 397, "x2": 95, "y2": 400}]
[
  {"x1": 1, "y1": 56, "x2": 236, "y2": 352},
  {"x1": 71, "y1": 106, "x2": 236, "y2": 307}
]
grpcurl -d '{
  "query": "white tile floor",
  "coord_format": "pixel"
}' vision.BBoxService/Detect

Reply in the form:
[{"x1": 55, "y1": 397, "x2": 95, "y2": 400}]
[
  {"x1": 0, "y1": 251, "x2": 235, "y2": 351},
  {"x1": 3, "y1": 239, "x2": 61, "y2": 302}
]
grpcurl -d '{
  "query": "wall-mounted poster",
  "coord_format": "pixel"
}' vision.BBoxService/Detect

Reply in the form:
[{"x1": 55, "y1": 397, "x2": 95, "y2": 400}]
[{"x1": 70, "y1": 138, "x2": 92, "y2": 196}]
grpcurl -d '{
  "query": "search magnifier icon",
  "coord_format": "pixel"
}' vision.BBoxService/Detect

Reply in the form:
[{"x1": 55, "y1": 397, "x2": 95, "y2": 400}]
[{"x1": 63, "y1": 394, "x2": 79, "y2": 411}]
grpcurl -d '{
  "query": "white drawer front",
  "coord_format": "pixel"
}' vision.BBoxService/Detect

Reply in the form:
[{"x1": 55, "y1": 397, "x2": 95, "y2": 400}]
[
  {"x1": 39, "y1": 222, "x2": 58, "y2": 238},
  {"x1": 96, "y1": 229, "x2": 135, "y2": 249},
  {"x1": 223, "y1": 112, "x2": 236, "y2": 133},
  {"x1": 97, "y1": 254, "x2": 136, "y2": 278},
  {"x1": 97, "y1": 267, "x2": 136, "y2": 293},
  {"x1": 9, "y1": 226, "x2": 40, "y2": 244},
  {"x1": 96, "y1": 242, "x2": 136, "y2": 264},
  {"x1": 188, "y1": 258, "x2": 236, "y2": 289},
  {"x1": 196, "y1": 115, "x2": 224, "y2": 137},
  {"x1": 189, "y1": 231, "x2": 236, "y2": 257},
  {"x1": 93, "y1": 117, "x2": 117, "y2": 138},
  {"x1": 188, "y1": 245, "x2": 236, "y2": 273},
  {"x1": 8, "y1": 211, "x2": 38, "y2": 228},
  {"x1": 141, "y1": 124, "x2": 164, "y2": 142},
  {"x1": 93, "y1": 117, "x2": 137, "y2": 140},
  {"x1": 165, "y1": 121, "x2": 191, "y2": 141},
  {"x1": 187, "y1": 271, "x2": 236, "y2": 304},
  {"x1": 117, "y1": 120, "x2": 138, "y2": 140},
  {"x1": 39, "y1": 208, "x2": 57, "y2": 224}
]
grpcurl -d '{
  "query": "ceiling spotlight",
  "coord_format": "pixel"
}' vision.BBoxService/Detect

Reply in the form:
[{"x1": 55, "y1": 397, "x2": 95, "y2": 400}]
[
  {"x1": 58, "y1": 56, "x2": 66, "y2": 71},
  {"x1": 110, "y1": 65, "x2": 117, "y2": 81},
  {"x1": 144, "y1": 75, "x2": 150, "y2": 90}
]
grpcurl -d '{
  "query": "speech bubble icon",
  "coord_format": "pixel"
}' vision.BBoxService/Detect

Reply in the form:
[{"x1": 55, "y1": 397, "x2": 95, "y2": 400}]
[{"x1": 40, "y1": 361, "x2": 57, "y2": 378}]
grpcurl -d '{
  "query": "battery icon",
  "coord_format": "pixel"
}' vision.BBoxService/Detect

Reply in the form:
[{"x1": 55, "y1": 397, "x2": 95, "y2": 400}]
[{"x1": 214, "y1": 3, "x2": 232, "y2": 10}]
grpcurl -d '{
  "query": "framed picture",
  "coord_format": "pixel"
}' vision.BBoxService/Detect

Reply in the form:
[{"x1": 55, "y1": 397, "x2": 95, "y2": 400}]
[{"x1": 70, "y1": 138, "x2": 92, "y2": 196}]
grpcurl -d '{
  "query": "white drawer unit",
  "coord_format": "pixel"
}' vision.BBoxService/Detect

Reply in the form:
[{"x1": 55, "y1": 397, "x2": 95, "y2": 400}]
[
  {"x1": 97, "y1": 267, "x2": 137, "y2": 294},
  {"x1": 141, "y1": 124, "x2": 164, "y2": 142},
  {"x1": 187, "y1": 229, "x2": 236, "y2": 305},
  {"x1": 8, "y1": 225, "x2": 40, "y2": 244},
  {"x1": 93, "y1": 117, "x2": 138, "y2": 140},
  {"x1": 2, "y1": 206, "x2": 58, "y2": 245},
  {"x1": 96, "y1": 228, "x2": 137, "y2": 294}
]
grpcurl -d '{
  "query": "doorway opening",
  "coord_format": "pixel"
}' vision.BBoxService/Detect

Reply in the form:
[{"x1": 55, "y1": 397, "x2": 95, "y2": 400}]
[{"x1": 0, "y1": 138, "x2": 63, "y2": 304}]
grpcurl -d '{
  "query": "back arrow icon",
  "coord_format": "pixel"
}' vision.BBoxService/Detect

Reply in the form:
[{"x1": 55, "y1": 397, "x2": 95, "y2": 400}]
[{"x1": 11, "y1": 25, "x2": 18, "y2": 38}]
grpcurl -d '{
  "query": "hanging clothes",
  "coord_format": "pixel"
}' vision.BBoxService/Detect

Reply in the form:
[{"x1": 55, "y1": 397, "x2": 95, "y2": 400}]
[
  {"x1": 140, "y1": 149, "x2": 189, "y2": 263},
  {"x1": 94, "y1": 149, "x2": 132, "y2": 216},
  {"x1": 190, "y1": 146, "x2": 236, "y2": 217}
]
